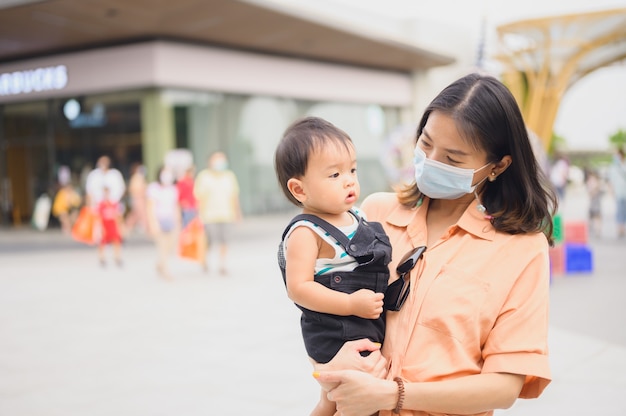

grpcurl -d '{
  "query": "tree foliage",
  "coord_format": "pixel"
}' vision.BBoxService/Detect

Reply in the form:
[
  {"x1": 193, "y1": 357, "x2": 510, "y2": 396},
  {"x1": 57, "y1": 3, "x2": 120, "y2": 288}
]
[
  {"x1": 549, "y1": 132, "x2": 567, "y2": 155},
  {"x1": 609, "y1": 129, "x2": 626, "y2": 149}
]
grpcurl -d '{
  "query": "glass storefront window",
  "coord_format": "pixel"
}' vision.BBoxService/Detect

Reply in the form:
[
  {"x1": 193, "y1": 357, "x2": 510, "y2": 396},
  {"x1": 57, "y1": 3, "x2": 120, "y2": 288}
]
[
  {"x1": 0, "y1": 87, "x2": 404, "y2": 225},
  {"x1": 232, "y1": 96, "x2": 401, "y2": 214},
  {"x1": 53, "y1": 93, "x2": 143, "y2": 182},
  {"x1": 0, "y1": 101, "x2": 50, "y2": 224}
]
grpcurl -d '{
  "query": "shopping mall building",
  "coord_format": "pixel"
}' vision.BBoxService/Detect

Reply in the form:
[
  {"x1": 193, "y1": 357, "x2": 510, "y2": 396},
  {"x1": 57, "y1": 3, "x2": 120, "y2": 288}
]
[{"x1": 0, "y1": 0, "x2": 455, "y2": 224}]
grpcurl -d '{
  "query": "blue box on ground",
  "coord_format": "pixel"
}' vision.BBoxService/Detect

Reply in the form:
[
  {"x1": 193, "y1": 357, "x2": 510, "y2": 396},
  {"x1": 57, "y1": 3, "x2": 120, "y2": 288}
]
[{"x1": 565, "y1": 243, "x2": 593, "y2": 273}]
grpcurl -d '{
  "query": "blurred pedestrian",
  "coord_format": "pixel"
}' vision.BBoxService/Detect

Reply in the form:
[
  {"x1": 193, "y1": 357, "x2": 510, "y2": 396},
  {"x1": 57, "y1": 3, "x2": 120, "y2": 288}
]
[
  {"x1": 125, "y1": 162, "x2": 148, "y2": 234},
  {"x1": 177, "y1": 165, "x2": 198, "y2": 228},
  {"x1": 194, "y1": 152, "x2": 242, "y2": 275},
  {"x1": 85, "y1": 155, "x2": 126, "y2": 207},
  {"x1": 584, "y1": 168, "x2": 603, "y2": 238},
  {"x1": 97, "y1": 187, "x2": 124, "y2": 267},
  {"x1": 549, "y1": 152, "x2": 569, "y2": 203},
  {"x1": 52, "y1": 166, "x2": 82, "y2": 235},
  {"x1": 608, "y1": 148, "x2": 626, "y2": 238},
  {"x1": 147, "y1": 166, "x2": 181, "y2": 280}
]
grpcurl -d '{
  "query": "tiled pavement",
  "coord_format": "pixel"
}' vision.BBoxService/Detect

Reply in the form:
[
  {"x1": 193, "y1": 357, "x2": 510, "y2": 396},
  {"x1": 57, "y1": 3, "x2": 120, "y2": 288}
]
[{"x1": 1, "y1": 185, "x2": 625, "y2": 415}]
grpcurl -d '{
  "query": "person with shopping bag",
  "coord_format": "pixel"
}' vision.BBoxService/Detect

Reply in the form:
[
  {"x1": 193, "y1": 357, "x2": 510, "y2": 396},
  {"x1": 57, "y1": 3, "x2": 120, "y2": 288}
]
[{"x1": 178, "y1": 216, "x2": 206, "y2": 262}]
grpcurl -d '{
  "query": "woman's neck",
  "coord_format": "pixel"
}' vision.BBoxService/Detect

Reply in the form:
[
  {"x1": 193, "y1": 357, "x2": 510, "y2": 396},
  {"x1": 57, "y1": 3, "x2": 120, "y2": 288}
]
[
  {"x1": 427, "y1": 194, "x2": 474, "y2": 220},
  {"x1": 424, "y1": 196, "x2": 473, "y2": 247}
]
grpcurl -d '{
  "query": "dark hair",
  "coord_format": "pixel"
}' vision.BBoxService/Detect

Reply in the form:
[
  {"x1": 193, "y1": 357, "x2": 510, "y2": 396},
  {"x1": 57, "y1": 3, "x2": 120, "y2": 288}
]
[
  {"x1": 275, "y1": 117, "x2": 354, "y2": 206},
  {"x1": 155, "y1": 165, "x2": 168, "y2": 185},
  {"x1": 398, "y1": 73, "x2": 558, "y2": 245}
]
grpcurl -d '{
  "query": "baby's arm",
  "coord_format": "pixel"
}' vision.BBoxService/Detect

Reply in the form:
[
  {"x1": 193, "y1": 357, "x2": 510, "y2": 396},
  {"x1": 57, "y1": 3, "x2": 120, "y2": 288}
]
[{"x1": 285, "y1": 226, "x2": 383, "y2": 319}]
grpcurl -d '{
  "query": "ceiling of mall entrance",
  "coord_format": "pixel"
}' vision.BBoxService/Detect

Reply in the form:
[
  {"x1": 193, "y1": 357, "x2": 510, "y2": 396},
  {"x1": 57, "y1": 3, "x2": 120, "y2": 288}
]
[{"x1": 0, "y1": 0, "x2": 454, "y2": 71}]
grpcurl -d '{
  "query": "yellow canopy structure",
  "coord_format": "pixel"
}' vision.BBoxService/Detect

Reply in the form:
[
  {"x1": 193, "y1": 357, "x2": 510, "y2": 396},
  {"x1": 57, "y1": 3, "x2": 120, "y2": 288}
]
[{"x1": 495, "y1": 7, "x2": 626, "y2": 151}]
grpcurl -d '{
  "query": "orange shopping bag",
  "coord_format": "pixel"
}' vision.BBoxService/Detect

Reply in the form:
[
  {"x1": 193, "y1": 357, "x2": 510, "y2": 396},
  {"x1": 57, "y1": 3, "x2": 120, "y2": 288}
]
[
  {"x1": 71, "y1": 207, "x2": 98, "y2": 245},
  {"x1": 178, "y1": 217, "x2": 206, "y2": 262}
]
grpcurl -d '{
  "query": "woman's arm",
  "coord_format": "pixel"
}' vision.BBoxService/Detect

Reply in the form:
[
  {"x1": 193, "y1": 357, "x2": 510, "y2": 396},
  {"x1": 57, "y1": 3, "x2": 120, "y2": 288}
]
[
  {"x1": 315, "y1": 370, "x2": 525, "y2": 416},
  {"x1": 310, "y1": 339, "x2": 387, "y2": 413}
]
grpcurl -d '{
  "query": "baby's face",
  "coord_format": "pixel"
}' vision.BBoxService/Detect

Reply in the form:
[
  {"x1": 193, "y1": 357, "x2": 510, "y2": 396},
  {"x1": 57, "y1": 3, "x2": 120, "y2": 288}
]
[{"x1": 298, "y1": 141, "x2": 360, "y2": 216}]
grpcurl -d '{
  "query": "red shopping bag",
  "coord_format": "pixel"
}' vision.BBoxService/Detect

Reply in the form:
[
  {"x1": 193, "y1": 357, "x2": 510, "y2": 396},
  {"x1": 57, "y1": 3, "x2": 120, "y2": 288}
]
[
  {"x1": 71, "y1": 207, "x2": 98, "y2": 245},
  {"x1": 178, "y1": 217, "x2": 206, "y2": 262}
]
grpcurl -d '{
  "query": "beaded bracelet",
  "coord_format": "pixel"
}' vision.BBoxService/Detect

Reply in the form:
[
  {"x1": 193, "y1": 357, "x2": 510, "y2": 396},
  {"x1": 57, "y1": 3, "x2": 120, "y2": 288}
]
[{"x1": 393, "y1": 377, "x2": 405, "y2": 414}]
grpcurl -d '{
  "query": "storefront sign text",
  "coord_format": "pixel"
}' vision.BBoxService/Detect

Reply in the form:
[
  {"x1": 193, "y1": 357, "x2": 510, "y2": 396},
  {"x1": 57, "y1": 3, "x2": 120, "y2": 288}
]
[{"x1": 0, "y1": 65, "x2": 68, "y2": 96}]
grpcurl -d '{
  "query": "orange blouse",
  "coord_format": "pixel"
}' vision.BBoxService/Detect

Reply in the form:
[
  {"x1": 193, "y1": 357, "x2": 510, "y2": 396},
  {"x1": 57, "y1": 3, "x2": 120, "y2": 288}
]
[{"x1": 361, "y1": 192, "x2": 551, "y2": 416}]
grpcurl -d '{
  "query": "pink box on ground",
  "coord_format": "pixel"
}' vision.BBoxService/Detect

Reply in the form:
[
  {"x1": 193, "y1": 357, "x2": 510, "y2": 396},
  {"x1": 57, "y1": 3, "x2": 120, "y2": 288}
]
[
  {"x1": 564, "y1": 221, "x2": 588, "y2": 244},
  {"x1": 549, "y1": 244, "x2": 565, "y2": 277}
]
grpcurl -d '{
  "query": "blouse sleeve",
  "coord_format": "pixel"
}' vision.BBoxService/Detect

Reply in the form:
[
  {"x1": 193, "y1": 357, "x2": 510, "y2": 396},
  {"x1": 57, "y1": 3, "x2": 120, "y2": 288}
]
[{"x1": 481, "y1": 239, "x2": 552, "y2": 398}]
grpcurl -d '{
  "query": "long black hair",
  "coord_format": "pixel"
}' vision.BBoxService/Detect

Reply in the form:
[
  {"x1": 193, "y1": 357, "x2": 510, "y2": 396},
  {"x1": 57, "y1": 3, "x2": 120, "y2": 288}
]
[{"x1": 398, "y1": 73, "x2": 557, "y2": 245}]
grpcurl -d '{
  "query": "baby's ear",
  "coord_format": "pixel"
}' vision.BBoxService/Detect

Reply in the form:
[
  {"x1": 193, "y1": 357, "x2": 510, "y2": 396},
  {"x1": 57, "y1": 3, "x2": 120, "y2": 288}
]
[{"x1": 287, "y1": 178, "x2": 306, "y2": 203}]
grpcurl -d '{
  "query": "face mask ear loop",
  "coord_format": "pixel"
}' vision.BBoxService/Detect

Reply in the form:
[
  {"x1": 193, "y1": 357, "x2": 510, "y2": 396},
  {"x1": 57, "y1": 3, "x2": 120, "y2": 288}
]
[
  {"x1": 473, "y1": 186, "x2": 493, "y2": 220},
  {"x1": 472, "y1": 163, "x2": 495, "y2": 220}
]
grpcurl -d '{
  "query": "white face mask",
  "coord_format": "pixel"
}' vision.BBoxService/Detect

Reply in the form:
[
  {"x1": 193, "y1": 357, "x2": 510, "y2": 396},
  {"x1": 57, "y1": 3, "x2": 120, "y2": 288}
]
[
  {"x1": 212, "y1": 160, "x2": 228, "y2": 171},
  {"x1": 413, "y1": 146, "x2": 490, "y2": 199}
]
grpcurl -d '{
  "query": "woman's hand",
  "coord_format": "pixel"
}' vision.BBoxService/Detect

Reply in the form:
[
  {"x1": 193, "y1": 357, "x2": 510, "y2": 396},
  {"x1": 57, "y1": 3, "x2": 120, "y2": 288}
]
[
  {"x1": 312, "y1": 339, "x2": 387, "y2": 392},
  {"x1": 314, "y1": 370, "x2": 396, "y2": 416},
  {"x1": 314, "y1": 339, "x2": 387, "y2": 375}
]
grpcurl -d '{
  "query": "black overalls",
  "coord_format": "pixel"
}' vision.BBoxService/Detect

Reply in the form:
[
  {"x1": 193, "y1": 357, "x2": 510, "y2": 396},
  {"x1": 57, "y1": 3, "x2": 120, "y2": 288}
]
[{"x1": 278, "y1": 211, "x2": 392, "y2": 363}]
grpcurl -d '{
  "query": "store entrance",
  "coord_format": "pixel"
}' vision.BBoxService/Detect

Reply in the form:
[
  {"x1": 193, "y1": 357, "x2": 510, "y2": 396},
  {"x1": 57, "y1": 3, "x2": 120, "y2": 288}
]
[
  {"x1": 55, "y1": 99, "x2": 142, "y2": 185},
  {"x1": 0, "y1": 96, "x2": 142, "y2": 226},
  {"x1": 0, "y1": 102, "x2": 50, "y2": 225}
]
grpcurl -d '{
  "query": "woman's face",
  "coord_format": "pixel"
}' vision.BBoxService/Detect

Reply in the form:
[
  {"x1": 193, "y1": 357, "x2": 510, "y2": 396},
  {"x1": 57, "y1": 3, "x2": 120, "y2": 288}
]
[{"x1": 417, "y1": 111, "x2": 492, "y2": 184}]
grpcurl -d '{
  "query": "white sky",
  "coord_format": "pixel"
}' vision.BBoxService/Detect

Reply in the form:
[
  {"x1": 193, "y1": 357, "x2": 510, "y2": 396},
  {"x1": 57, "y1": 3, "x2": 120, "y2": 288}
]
[{"x1": 269, "y1": 0, "x2": 626, "y2": 151}]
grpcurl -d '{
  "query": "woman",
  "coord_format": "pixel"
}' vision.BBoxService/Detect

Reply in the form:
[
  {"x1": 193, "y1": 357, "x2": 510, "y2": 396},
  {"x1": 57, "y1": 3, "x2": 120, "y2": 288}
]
[
  {"x1": 313, "y1": 73, "x2": 557, "y2": 416},
  {"x1": 147, "y1": 166, "x2": 181, "y2": 280},
  {"x1": 125, "y1": 162, "x2": 148, "y2": 234}
]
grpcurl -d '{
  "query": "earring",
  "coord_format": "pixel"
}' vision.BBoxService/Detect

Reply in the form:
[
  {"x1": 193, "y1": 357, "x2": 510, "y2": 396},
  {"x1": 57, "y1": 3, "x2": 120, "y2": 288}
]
[{"x1": 489, "y1": 172, "x2": 496, "y2": 182}]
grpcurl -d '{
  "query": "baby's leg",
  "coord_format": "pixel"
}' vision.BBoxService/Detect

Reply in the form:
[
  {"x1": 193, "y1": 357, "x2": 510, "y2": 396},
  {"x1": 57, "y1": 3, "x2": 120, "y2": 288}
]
[{"x1": 309, "y1": 388, "x2": 336, "y2": 416}]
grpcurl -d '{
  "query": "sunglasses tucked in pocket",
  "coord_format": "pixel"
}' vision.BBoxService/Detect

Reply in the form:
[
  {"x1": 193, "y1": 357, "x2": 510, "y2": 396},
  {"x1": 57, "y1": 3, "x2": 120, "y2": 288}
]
[{"x1": 384, "y1": 246, "x2": 426, "y2": 311}]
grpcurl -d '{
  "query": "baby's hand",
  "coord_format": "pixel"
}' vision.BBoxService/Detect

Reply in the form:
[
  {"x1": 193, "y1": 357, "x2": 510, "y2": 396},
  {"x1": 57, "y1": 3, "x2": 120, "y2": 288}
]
[{"x1": 348, "y1": 289, "x2": 384, "y2": 319}]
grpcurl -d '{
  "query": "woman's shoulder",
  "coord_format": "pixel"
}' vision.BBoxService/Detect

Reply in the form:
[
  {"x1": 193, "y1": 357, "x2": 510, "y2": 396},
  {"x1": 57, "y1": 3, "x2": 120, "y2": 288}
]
[
  {"x1": 360, "y1": 192, "x2": 399, "y2": 219},
  {"x1": 494, "y1": 228, "x2": 550, "y2": 255},
  {"x1": 361, "y1": 191, "x2": 397, "y2": 207}
]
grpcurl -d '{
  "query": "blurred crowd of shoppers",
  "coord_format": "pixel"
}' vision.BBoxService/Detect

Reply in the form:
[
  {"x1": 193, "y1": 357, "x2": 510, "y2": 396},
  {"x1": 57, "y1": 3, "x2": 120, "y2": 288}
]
[
  {"x1": 584, "y1": 167, "x2": 604, "y2": 238},
  {"x1": 549, "y1": 153, "x2": 570, "y2": 203},
  {"x1": 51, "y1": 151, "x2": 242, "y2": 277},
  {"x1": 608, "y1": 148, "x2": 626, "y2": 238},
  {"x1": 545, "y1": 146, "x2": 626, "y2": 240}
]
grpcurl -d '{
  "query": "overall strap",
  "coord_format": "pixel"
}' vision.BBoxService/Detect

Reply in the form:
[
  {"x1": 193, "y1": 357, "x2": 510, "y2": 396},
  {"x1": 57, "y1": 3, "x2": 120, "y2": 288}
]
[{"x1": 281, "y1": 211, "x2": 359, "y2": 251}]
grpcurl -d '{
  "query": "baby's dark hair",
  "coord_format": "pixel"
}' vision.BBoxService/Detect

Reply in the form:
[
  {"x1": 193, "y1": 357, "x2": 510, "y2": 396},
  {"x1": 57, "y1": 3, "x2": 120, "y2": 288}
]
[{"x1": 274, "y1": 116, "x2": 354, "y2": 206}]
